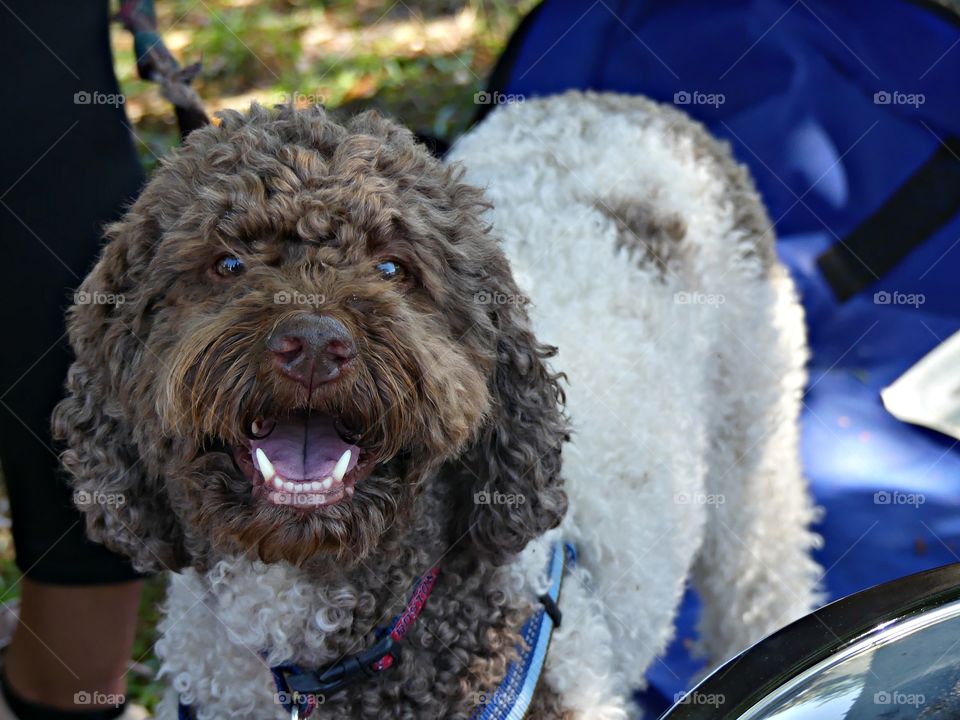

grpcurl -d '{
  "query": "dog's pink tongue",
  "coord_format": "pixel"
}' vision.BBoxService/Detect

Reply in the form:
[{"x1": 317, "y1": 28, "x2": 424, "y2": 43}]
[{"x1": 250, "y1": 413, "x2": 359, "y2": 481}]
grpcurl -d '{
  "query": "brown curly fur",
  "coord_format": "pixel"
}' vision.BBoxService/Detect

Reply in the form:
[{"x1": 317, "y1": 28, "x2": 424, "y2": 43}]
[{"x1": 52, "y1": 104, "x2": 570, "y2": 717}]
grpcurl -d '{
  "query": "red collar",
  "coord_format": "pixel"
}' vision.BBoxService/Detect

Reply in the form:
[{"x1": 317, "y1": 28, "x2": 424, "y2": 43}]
[{"x1": 270, "y1": 567, "x2": 441, "y2": 717}]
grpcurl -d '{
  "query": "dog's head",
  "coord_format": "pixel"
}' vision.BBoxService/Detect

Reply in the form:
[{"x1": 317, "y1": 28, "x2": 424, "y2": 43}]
[{"x1": 53, "y1": 104, "x2": 567, "y2": 572}]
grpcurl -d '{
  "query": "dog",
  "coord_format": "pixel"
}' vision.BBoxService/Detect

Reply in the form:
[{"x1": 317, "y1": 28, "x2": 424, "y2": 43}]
[{"x1": 53, "y1": 91, "x2": 822, "y2": 719}]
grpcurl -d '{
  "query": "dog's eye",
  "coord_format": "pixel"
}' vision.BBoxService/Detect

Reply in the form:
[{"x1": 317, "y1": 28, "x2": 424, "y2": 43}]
[
  {"x1": 376, "y1": 260, "x2": 402, "y2": 280},
  {"x1": 213, "y1": 255, "x2": 245, "y2": 278}
]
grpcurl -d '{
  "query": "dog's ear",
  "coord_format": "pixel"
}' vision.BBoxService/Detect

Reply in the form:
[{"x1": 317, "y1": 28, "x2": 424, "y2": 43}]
[
  {"x1": 52, "y1": 211, "x2": 188, "y2": 573},
  {"x1": 453, "y1": 267, "x2": 569, "y2": 562}
]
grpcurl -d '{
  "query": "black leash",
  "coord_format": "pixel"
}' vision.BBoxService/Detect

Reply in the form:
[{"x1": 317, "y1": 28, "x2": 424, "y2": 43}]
[{"x1": 116, "y1": 0, "x2": 210, "y2": 138}]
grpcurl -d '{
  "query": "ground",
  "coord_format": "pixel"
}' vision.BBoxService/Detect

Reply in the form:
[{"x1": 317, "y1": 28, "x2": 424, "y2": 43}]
[
  {"x1": 0, "y1": 0, "x2": 532, "y2": 710},
  {"x1": 116, "y1": 0, "x2": 535, "y2": 170}
]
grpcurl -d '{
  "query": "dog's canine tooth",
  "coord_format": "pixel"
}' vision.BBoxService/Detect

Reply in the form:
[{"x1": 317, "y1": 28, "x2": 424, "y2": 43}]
[
  {"x1": 251, "y1": 419, "x2": 261, "y2": 435},
  {"x1": 255, "y1": 448, "x2": 276, "y2": 482},
  {"x1": 332, "y1": 449, "x2": 351, "y2": 482}
]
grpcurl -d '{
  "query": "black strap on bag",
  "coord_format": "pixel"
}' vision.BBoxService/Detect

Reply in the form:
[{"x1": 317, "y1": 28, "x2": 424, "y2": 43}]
[
  {"x1": 116, "y1": 0, "x2": 210, "y2": 138},
  {"x1": 817, "y1": 135, "x2": 960, "y2": 302}
]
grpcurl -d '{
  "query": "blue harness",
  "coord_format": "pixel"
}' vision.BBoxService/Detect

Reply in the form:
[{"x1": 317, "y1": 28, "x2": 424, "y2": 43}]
[
  {"x1": 469, "y1": 541, "x2": 574, "y2": 720},
  {"x1": 178, "y1": 541, "x2": 573, "y2": 720}
]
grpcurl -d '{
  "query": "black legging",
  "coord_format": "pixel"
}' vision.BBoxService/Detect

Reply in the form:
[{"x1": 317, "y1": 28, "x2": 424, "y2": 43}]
[{"x1": 0, "y1": 0, "x2": 145, "y2": 583}]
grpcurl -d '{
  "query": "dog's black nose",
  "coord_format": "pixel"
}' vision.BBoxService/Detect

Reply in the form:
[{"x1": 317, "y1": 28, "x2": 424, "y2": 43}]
[{"x1": 267, "y1": 314, "x2": 356, "y2": 387}]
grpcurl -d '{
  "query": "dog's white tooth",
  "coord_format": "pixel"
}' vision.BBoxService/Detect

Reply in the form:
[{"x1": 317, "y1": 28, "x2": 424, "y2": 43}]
[
  {"x1": 345, "y1": 486, "x2": 355, "y2": 497},
  {"x1": 283, "y1": 480, "x2": 297, "y2": 493},
  {"x1": 272, "y1": 475, "x2": 284, "y2": 490},
  {"x1": 320, "y1": 476, "x2": 334, "y2": 491},
  {"x1": 308, "y1": 481, "x2": 322, "y2": 492},
  {"x1": 255, "y1": 448, "x2": 276, "y2": 482},
  {"x1": 252, "y1": 419, "x2": 261, "y2": 435},
  {"x1": 332, "y1": 449, "x2": 351, "y2": 483}
]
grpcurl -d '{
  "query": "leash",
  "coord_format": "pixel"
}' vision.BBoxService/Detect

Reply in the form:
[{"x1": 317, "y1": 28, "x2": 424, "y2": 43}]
[
  {"x1": 117, "y1": 0, "x2": 209, "y2": 138},
  {"x1": 178, "y1": 542, "x2": 571, "y2": 719}
]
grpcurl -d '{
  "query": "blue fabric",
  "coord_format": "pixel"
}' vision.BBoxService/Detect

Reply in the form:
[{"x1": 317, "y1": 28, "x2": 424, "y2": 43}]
[{"x1": 490, "y1": 0, "x2": 960, "y2": 714}]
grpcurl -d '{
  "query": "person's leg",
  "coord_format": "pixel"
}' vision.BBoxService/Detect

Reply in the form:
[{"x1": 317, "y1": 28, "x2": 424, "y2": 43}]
[
  {"x1": 0, "y1": 348, "x2": 147, "y2": 714},
  {"x1": 4, "y1": 580, "x2": 143, "y2": 709},
  {"x1": 0, "y1": 1, "x2": 149, "y2": 715}
]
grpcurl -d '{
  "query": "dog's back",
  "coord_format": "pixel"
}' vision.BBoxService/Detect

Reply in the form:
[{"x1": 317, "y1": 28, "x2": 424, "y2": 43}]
[{"x1": 448, "y1": 91, "x2": 822, "y2": 717}]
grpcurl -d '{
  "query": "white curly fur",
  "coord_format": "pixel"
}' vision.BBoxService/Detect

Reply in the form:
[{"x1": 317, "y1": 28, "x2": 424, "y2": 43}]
[
  {"x1": 449, "y1": 91, "x2": 823, "y2": 716},
  {"x1": 155, "y1": 92, "x2": 822, "y2": 719}
]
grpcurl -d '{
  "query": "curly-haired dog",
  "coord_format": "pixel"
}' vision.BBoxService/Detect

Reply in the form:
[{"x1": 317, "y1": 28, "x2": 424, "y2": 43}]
[{"x1": 53, "y1": 91, "x2": 822, "y2": 719}]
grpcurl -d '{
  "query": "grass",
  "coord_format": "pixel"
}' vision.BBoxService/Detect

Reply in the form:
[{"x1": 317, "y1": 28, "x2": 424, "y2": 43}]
[
  {"x1": 0, "y1": 0, "x2": 531, "y2": 712},
  {"x1": 114, "y1": 0, "x2": 536, "y2": 170}
]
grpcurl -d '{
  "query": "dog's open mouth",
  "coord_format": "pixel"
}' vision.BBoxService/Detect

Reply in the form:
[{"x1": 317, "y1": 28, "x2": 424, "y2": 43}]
[{"x1": 232, "y1": 410, "x2": 374, "y2": 508}]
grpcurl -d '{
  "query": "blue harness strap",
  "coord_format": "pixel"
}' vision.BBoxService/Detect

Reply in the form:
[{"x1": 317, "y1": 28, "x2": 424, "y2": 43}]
[
  {"x1": 176, "y1": 701, "x2": 192, "y2": 720},
  {"x1": 470, "y1": 541, "x2": 573, "y2": 720}
]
